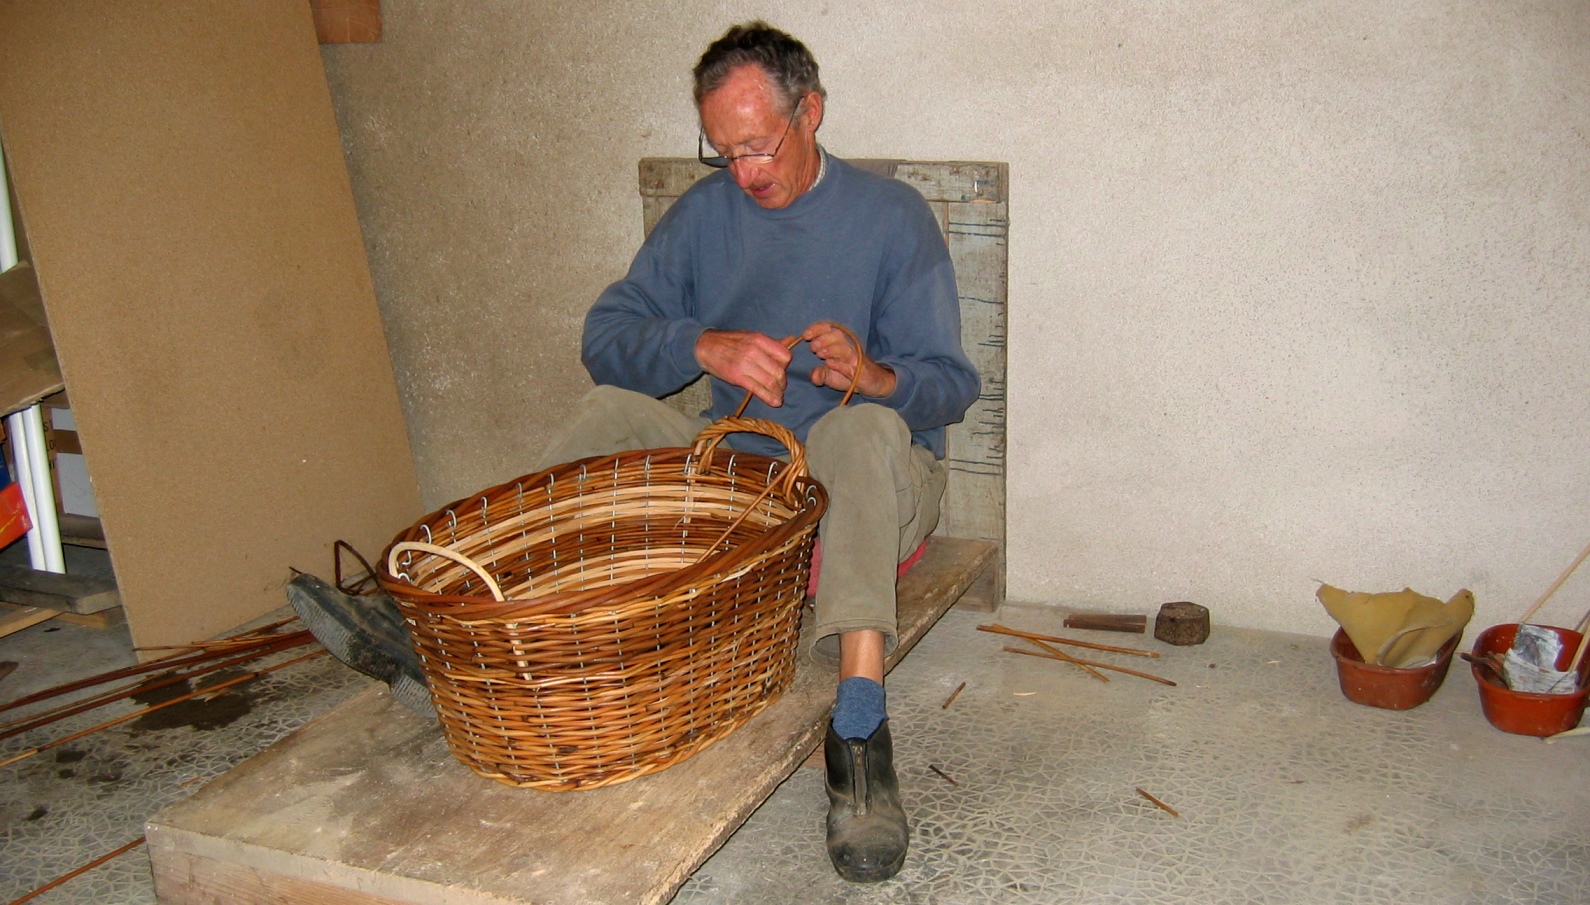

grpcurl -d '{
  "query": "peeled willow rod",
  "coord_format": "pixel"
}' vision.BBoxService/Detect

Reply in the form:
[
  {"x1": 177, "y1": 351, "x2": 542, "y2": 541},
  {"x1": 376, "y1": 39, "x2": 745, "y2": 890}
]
[
  {"x1": 978, "y1": 623, "x2": 1159, "y2": 658},
  {"x1": 0, "y1": 650, "x2": 326, "y2": 770},
  {"x1": 0, "y1": 631, "x2": 313, "y2": 742},
  {"x1": 1002, "y1": 646, "x2": 1177, "y2": 687},
  {"x1": 7, "y1": 836, "x2": 146, "y2": 905}
]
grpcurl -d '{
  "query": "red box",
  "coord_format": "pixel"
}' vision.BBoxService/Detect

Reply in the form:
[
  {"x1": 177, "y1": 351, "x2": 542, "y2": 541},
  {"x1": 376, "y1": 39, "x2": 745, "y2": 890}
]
[{"x1": 0, "y1": 480, "x2": 31, "y2": 548}]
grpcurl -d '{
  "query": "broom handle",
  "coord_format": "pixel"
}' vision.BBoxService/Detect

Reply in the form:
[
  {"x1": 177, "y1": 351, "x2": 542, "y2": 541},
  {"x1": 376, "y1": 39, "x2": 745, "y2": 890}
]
[
  {"x1": 387, "y1": 542, "x2": 505, "y2": 601},
  {"x1": 1568, "y1": 606, "x2": 1590, "y2": 677},
  {"x1": 1517, "y1": 537, "x2": 1590, "y2": 624}
]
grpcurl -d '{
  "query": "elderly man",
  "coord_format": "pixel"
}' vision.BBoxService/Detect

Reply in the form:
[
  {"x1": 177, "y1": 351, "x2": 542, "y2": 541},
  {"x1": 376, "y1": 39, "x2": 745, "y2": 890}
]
[{"x1": 538, "y1": 22, "x2": 979, "y2": 882}]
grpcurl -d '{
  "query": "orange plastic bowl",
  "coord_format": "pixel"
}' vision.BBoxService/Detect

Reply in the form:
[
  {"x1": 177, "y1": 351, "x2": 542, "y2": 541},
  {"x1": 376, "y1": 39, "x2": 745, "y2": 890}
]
[
  {"x1": 1471, "y1": 623, "x2": 1590, "y2": 737},
  {"x1": 1331, "y1": 629, "x2": 1458, "y2": 710}
]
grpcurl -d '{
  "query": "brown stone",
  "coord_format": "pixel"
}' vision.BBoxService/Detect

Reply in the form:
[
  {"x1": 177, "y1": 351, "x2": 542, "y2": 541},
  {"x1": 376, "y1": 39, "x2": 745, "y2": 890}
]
[{"x1": 1155, "y1": 601, "x2": 1211, "y2": 646}]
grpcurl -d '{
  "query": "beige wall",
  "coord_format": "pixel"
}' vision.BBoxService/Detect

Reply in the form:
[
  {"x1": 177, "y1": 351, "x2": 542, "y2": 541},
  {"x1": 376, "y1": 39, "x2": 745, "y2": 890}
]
[{"x1": 322, "y1": 1, "x2": 1590, "y2": 637}]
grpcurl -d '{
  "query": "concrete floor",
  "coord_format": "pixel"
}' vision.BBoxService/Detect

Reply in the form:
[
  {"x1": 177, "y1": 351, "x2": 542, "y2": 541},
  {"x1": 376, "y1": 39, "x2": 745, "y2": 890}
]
[{"x1": 3, "y1": 598, "x2": 1589, "y2": 904}]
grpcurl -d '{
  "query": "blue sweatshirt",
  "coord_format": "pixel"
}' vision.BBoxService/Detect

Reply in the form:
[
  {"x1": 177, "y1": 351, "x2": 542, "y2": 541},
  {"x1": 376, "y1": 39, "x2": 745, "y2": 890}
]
[{"x1": 582, "y1": 155, "x2": 979, "y2": 459}]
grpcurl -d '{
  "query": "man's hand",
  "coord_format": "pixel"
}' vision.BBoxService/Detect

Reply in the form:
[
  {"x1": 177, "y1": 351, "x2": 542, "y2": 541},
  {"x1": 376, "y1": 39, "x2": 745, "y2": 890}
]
[
  {"x1": 695, "y1": 329, "x2": 794, "y2": 407},
  {"x1": 803, "y1": 321, "x2": 896, "y2": 399}
]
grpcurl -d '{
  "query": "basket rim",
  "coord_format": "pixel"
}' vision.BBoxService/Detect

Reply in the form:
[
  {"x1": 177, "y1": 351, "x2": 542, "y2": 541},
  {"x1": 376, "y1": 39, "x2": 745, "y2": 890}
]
[{"x1": 377, "y1": 444, "x2": 827, "y2": 620}]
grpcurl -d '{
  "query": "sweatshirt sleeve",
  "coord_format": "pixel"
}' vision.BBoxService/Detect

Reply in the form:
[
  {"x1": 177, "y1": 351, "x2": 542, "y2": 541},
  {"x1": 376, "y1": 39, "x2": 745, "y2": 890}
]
[
  {"x1": 581, "y1": 201, "x2": 708, "y2": 397},
  {"x1": 868, "y1": 192, "x2": 981, "y2": 434}
]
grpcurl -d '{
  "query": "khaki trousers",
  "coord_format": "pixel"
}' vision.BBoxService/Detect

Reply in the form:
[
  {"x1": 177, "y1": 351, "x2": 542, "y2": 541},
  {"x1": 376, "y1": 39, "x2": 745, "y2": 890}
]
[{"x1": 535, "y1": 386, "x2": 945, "y2": 662}]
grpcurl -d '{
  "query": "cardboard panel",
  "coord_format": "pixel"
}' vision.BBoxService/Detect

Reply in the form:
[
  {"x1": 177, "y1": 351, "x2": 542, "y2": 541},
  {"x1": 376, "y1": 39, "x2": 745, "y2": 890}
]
[
  {"x1": 0, "y1": 262, "x2": 62, "y2": 416},
  {"x1": 0, "y1": 2, "x2": 422, "y2": 648}
]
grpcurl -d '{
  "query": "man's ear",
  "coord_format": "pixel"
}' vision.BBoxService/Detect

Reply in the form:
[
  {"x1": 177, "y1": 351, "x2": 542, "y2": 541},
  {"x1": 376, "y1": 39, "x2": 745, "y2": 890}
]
[{"x1": 802, "y1": 92, "x2": 825, "y2": 132}]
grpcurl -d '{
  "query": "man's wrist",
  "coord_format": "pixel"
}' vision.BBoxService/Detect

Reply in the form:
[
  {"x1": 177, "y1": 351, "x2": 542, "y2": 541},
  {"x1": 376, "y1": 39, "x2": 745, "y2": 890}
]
[{"x1": 865, "y1": 363, "x2": 897, "y2": 399}]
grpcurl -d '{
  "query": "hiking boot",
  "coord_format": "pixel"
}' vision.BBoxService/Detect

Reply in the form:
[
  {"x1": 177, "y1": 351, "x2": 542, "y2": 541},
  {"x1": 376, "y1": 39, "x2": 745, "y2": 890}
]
[
  {"x1": 286, "y1": 573, "x2": 434, "y2": 719},
  {"x1": 824, "y1": 719, "x2": 908, "y2": 882}
]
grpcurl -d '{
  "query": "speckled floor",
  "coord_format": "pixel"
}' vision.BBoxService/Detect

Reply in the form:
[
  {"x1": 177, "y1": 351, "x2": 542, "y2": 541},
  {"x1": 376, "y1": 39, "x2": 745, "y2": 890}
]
[{"x1": 3, "y1": 600, "x2": 1588, "y2": 904}]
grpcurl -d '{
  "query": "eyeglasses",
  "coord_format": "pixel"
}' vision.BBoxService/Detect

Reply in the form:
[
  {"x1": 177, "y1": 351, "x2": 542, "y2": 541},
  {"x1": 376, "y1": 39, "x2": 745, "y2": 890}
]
[{"x1": 698, "y1": 101, "x2": 803, "y2": 169}]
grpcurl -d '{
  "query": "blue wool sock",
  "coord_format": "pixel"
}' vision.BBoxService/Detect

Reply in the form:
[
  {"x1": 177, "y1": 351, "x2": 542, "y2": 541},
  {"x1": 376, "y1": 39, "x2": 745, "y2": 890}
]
[{"x1": 831, "y1": 676, "x2": 887, "y2": 740}]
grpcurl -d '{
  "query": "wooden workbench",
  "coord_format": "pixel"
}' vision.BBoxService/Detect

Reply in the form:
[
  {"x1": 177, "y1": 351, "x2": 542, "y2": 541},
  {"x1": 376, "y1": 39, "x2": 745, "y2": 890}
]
[{"x1": 146, "y1": 535, "x2": 997, "y2": 905}]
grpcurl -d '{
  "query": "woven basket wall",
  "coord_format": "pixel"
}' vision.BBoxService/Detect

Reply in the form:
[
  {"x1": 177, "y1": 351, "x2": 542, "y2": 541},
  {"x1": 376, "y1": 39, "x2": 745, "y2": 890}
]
[{"x1": 378, "y1": 419, "x2": 826, "y2": 791}]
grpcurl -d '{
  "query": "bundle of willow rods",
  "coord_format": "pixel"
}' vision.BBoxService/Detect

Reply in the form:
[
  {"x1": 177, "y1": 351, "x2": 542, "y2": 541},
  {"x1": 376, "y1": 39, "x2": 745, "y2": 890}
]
[{"x1": 0, "y1": 618, "x2": 314, "y2": 748}]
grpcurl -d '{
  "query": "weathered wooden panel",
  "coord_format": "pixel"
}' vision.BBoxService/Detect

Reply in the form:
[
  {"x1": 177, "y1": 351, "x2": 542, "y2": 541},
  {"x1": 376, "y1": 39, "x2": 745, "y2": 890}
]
[
  {"x1": 939, "y1": 190, "x2": 1008, "y2": 552},
  {"x1": 641, "y1": 195, "x2": 675, "y2": 238},
  {"x1": 147, "y1": 537, "x2": 996, "y2": 905},
  {"x1": 895, "y1": 162, "x2": 1005, "y2": 204},
  {"x1": 639, "y1": 158, "x2": 710, "y2": 199}
]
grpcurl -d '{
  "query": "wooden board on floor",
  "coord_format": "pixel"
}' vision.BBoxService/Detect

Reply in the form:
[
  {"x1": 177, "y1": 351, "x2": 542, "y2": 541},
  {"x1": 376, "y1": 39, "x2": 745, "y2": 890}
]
[
  {"x1": 146, "y1": 535, "x2": 997, "y2": 905},
  {"x1": 0, "y1": 601, "x2": 124, "y2": 629},
  {"x1": 0, "y1": 604, "x2": 57, "y2": 639},
  {"x1": 0, "y1": 562, "x2": 119, "y2": 614}
]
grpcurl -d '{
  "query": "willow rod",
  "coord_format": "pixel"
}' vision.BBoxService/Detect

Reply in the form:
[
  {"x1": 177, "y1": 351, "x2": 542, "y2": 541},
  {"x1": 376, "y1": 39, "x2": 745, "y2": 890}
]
[
  {"x1": 978, "y1": 623, "x2": 1159, "y2": 658},
  {"x1": 7, "y1": 837, "x2": 146, "y2": 905},
  {"x1": 941, "y1": 681, "x2": 967, "y2": 709},
  {"x1": 1136, "y1": 787, "x2": 1180, "y2": 818},
  {"x1": 1026, "y1": 637, "x2": 1109, "y2": 682},
  {"x1": 0, "y1": 650, "x2": 325, "y2": 770},
  {"x1": 1002, "y1": 646, "x2": 1177, "y2": 687}
]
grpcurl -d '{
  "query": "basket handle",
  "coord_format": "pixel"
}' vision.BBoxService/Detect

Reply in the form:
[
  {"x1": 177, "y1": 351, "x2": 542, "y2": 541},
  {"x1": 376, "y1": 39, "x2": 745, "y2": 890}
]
[
  {"x1": 690, "y1": 416, "x2": 808, "y2": 481},
  {"x1": 387, "y1": 541, "x2": 506, "y2": 602}
]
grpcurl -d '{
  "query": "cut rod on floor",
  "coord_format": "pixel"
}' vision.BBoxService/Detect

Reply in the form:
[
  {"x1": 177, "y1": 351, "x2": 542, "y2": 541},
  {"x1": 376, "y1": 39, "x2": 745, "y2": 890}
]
[
  {"x1": 7, "y1": 837, "x2": 146, "y2": 905},
  {"x1": 978, "y1": 624, "x2": 1159, "y2": 658},
  {"x1": 1002, "y1": 646, "x2": 1177, "y2": 686}
]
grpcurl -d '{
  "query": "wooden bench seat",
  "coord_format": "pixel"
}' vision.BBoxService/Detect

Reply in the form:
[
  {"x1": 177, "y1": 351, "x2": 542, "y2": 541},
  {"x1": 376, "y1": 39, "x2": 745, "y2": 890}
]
[{"x1": 146, "y1": 535, "x2": 997, "y2": 905}]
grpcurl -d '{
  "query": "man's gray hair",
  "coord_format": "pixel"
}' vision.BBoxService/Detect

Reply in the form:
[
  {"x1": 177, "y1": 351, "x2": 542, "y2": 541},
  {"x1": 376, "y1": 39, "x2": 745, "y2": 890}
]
[{"x1": 692, "y1": 21, "x2": 826, "y2": 115}]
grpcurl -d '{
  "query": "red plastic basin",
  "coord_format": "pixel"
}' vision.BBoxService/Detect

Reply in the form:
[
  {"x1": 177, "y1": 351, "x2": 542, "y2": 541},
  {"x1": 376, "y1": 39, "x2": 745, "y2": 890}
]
[
  {"x1": 1331, "y1": 628, "x2": 1458, "y2": 710},
  {"x1": 1471, "y1": 623, "x2": 1590, "y2": 737}
]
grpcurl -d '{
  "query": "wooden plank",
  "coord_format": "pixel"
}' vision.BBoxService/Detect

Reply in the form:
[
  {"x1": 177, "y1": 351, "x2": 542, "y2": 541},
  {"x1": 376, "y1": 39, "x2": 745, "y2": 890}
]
[
  {"x1": 953, "y1": 561, "x2": 1002, "y2": 613},
  {"x1": 641, "y1": 195, "x2": 676, "y2": 238},
  {"x1": 0, "y1": 604, "x2": 57, "y2": 638},
  {"x1": 938, "y1": 191, "x2": 1008, "y2": 555},
  {"x1": 147, "y1": 536, "x2": 996, "y2": 905},
  {"x1": 895, "y1": 162, "x2": 1005, "y2": 204},
  {"x1": 57, "y1": 513, "x2": 107, "y2": 549},
  {"x1": 639, "y1": 158, "x2": 711, "y2": 199},
  {"x1": 0, "y1": 562, "x2": 120, "y2": 614},
  {"x1": 0, "y1": 600, "x2": 124, "y2": 629}
]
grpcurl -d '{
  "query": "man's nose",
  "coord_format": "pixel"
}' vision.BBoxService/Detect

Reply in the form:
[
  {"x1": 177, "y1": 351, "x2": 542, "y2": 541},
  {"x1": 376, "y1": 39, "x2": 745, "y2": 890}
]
[{"x1": 729, "y1": 158, "x2": 761, "y2": 187}]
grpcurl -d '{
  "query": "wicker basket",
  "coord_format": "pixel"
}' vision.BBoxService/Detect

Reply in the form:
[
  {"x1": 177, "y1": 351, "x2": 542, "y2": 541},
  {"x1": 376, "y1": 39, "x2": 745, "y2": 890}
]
[{"x1": 377, "y1": 417, "x2": 827, "y2": 791}]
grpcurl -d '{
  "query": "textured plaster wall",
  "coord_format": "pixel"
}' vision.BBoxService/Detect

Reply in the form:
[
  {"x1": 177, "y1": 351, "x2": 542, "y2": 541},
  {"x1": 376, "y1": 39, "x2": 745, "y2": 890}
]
[{"x1": 322, "y1": 1, "x2": 1590, "y2": 637}]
